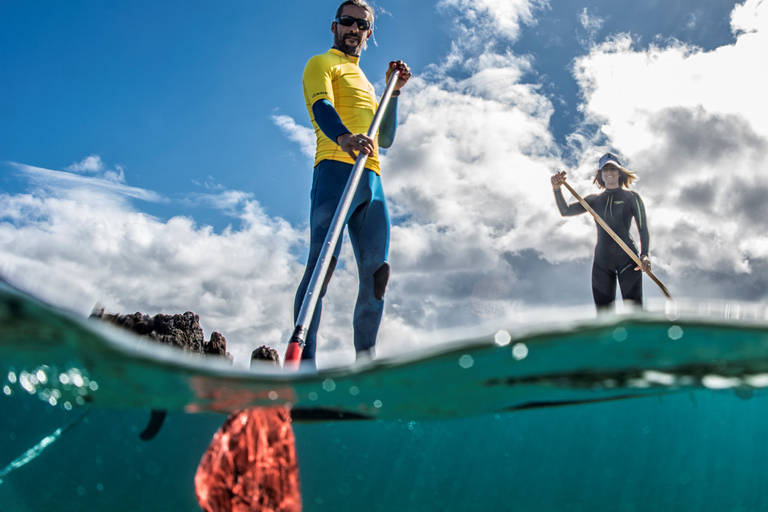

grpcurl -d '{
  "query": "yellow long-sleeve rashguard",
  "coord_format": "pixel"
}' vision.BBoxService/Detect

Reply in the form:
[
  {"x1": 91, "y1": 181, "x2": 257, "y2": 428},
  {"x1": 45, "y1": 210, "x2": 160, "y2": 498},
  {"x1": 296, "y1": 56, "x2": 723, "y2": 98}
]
[{"x1": 302, "y1": 48, "x2": 381, "y2": 174}]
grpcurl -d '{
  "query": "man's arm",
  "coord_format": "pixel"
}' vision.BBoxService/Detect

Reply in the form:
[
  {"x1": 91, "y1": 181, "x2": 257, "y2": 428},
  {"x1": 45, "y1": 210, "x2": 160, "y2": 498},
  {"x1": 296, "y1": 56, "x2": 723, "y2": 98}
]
[
  {"x1": 312, "y1": 99, "x2": 351, "y2": 144},
  {"x1": 378, "y1": 96, "x2": 398, "y2": 148},
  {"x1": 379, "y1": 61, "x2": 411, "y2": 148},
  {"x1": 311, "y1": 98, "x2": 373, "y2": 160}
]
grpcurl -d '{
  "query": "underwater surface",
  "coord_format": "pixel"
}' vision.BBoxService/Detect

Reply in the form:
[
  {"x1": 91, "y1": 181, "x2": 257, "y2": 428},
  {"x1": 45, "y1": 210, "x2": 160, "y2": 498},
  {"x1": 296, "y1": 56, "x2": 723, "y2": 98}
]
[
  {"x1": 3, "y1": 380, "x2": 768, "y2": 511},
  {"x1": 4, "y1": 280, "x2": 768, "y2": 510}
]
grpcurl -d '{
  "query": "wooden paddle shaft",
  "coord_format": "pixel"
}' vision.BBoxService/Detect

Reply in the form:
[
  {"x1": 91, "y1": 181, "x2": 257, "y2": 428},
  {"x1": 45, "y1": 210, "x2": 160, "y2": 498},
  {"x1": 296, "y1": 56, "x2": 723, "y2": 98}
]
[{"x1": 560, "y1": 180, "x2": 672, "y2": 300}]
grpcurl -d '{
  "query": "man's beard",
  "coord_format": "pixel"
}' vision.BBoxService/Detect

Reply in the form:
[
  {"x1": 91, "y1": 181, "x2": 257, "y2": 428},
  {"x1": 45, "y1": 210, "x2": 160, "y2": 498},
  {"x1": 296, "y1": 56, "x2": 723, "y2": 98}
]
[{"x1": 334, "y1": 28, "x2": 364, "y2": 56}]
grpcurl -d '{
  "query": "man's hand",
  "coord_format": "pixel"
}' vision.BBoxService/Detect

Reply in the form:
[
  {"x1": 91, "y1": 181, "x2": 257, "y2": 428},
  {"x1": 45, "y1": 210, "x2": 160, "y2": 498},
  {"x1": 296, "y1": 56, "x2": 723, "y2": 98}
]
[
  {"x1": 635, "y1": 255, "x2": 651, "y2": 273},
  {"x1": 551, "y1": 171, "x2": 567, "y2": 190},
  {"x1": 337, "y1": 132, "x2": 373, "y2": 160},
  {"x1": 386, "y1": 60, "x2": 412, "y2": 91}
]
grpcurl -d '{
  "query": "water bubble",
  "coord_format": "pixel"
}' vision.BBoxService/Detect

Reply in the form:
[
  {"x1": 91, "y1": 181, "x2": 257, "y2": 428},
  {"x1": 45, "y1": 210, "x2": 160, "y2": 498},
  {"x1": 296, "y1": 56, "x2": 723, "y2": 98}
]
[
  {"x1": 643, "y1": 371, "x2": 676, "y2": 386},
  {"x1": 308, "y1": 392, "x2": 318, "y2": 401},
  {"x1": 512, "y1": 343, "x2": 528, "y2": 361},
  {"x1": 3, "y1": 385, "x2": 11, "y2": 396},
  {"x1": 494, "y1": 330, "x2": 511, "y2": 346},
  {"x1": 373, "y1": 400, "x2": 382, "y2": 408},
  {"x1": 19, "y1": 373, "x2": 36, "y2": 394},
  {"x1": 144, "y1": 462, "x2": 160, "y2": 476},
  {"x1": 36, "y1": 369, "x2": 47, "y2": 384},
  {"x1": 322, "y1": 379, "x2": 336, "y2": 392},
  {"x1": 745, "y1": 374, "x2": 768, "y2": 388},
  {"x1": 268, "y1": 391, "x2": 278, "y2": 400},
  {"x1": 665, "y1": 301, "x2": 680, "y2": 321},
  {"x1": 702, "y1": 375, "x2": 741, "y2": 389},
  {"x1": 668, "y1": 326, "x2": 684, "y2": 340},
  {"x1": 349, "y1": 386, "x2": 360, "y2": 396},
  {"x1": 458, "y1": 355, "x2": 474, "y2": 369},
  {"x1": 612, "y1": 327, "x2": 628, "y2": 341},
  {"x1": 7, "y1": 371, "x2": 17, "y2": 384}
]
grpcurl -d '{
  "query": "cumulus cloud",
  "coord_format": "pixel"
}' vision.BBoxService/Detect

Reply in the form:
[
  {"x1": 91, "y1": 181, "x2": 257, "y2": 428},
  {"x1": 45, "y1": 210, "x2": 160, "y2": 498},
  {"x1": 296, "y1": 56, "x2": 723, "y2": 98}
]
[
  {"x1": 572, "y1": 0, "x2": 768, "y2": 297},
  {"x1": 65, "y1": 155, "x2": 126, "y2": 183},
  {"x1": 0, "y1": 167, "x2": 310, "y2": 365}
]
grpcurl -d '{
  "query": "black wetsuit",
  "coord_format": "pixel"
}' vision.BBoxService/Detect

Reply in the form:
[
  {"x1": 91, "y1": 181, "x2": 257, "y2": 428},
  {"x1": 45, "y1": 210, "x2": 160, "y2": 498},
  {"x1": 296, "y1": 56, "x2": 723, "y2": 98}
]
[{"x1": 554, "y1": 188, "x2": 649, "y2": 309}]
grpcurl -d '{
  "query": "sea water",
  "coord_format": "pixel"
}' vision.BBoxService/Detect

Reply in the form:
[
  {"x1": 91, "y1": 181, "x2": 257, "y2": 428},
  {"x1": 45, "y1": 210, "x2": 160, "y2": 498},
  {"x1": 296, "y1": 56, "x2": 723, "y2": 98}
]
[{"x1": 2, "y1": 381, "x2": 767, "y2": 511}]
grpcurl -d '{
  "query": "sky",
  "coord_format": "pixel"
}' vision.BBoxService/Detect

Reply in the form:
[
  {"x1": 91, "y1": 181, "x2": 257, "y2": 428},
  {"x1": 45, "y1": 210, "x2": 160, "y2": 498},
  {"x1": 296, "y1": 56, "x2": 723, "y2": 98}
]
[{"x1": 2, "y1": 0, "x2": 767, "y2": 368}]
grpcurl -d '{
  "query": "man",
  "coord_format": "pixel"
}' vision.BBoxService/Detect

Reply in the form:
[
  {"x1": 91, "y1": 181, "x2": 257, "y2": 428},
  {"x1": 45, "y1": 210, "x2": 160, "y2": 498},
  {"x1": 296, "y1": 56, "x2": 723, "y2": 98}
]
[
  {"x1": 293, "y1": 0, "x2": 411, "y2": 367},
  {"x1": 551, "y1": 152, "x2": 651, "y2": 311}
]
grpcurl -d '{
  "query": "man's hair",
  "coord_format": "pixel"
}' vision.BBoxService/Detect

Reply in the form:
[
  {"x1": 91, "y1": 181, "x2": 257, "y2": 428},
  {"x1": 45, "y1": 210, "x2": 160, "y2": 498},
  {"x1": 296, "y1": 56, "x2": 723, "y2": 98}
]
[
  {"x1": 335, "y1": 0, "x2": 374, "y2": 24},
  {"x1": 593, "y1": 166, "x2": 638, "y2": 189},
  {"x1": 250, "y1": 345, "x2": 280, "y2": 367}
]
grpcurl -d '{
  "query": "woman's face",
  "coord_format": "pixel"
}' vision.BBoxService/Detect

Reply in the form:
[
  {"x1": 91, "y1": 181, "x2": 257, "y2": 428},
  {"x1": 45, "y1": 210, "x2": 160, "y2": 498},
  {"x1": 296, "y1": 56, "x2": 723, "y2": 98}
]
[{"x1": 601, "y1": 164, "x2": 621, "y2": 189}]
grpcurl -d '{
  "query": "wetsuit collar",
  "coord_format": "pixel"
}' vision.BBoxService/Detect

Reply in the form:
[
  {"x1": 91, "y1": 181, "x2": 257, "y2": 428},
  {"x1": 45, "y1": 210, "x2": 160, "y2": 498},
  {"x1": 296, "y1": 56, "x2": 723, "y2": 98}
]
[{"x1": 330, "y1": 46, "x2": 360, "y2": 64}]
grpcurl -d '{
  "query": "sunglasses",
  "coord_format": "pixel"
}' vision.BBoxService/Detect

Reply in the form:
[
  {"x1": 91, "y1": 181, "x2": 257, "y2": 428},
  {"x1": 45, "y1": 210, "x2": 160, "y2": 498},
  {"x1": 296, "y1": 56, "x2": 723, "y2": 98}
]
[{"x1": 335, "y1": 15, "x2": 371, "y2": 31}]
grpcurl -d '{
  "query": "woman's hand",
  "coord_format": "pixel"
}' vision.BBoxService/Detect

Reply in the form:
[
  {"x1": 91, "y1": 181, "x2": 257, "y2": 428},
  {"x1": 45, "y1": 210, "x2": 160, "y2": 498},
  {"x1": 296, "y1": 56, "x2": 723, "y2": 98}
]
[{"x1": 551, "y1": 171, "x2": 567, "y2": 190}]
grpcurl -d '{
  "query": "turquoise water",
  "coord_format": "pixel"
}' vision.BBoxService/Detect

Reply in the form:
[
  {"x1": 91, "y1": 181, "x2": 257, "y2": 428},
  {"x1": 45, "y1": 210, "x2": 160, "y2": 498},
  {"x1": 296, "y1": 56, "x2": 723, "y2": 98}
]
[
  {"x1": 4, "y1": 283, "x2": 768, "y2": 510},
  {"x1": 2, "y1": 386, "x2": 768, "y2": 511}
]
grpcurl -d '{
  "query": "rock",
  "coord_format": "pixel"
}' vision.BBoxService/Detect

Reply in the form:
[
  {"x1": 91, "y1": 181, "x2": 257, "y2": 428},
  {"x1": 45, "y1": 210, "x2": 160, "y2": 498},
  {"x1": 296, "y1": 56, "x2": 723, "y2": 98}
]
[
  {"x1": 91, "y1": 308, "x2": 232, "y2": 361},
  {"x1": 205, "y1": 331, "x2": 228, "y2": 357}
]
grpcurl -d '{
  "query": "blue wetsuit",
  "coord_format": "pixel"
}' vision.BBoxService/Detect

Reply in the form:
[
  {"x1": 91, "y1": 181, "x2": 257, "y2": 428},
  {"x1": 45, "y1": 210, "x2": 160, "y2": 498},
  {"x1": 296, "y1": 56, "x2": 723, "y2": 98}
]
[
  {"x1": 295, "y1": 49, "x2": 398, "y2": 366},
  {"x1": 555, "y1": 188, "x2": 649, "y2": 309}
]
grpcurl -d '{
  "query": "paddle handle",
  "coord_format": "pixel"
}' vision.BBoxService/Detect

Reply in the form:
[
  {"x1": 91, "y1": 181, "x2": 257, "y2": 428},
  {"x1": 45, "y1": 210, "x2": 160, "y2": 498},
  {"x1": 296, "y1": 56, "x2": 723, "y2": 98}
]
[
  {"x1": 284, "y1": 69, "x2": 402, "y2": 368},
  {"x1": 560, "y1": 180, "x2": 672, "y2": 300}
]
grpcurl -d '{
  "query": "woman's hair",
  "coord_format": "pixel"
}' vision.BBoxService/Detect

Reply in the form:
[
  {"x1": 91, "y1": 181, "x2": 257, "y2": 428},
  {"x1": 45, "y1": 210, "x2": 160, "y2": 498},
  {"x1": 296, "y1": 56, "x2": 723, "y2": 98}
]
[{"x1": 593, "y1": 165, "x2": 638, "y2": 189}]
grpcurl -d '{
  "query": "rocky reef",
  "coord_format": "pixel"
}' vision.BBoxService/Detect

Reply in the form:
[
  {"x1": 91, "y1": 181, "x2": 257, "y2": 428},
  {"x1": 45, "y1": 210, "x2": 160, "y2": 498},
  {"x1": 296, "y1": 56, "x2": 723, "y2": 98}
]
[{"x1": 91, "y1": 309, "x2": 232, "y2": 361}]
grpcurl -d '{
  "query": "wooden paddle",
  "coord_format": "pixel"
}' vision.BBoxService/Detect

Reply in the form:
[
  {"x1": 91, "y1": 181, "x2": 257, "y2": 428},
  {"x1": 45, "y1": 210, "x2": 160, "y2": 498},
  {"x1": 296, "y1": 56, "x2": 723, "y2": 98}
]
[{"x1": 559, "y1": 180, "x2": 672, "y2": 300}]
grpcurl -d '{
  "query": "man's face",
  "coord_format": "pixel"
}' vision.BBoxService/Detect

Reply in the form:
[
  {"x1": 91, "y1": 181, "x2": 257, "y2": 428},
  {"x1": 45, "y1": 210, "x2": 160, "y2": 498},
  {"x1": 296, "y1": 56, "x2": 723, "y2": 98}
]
[
  {"x1": 601, "y1": 164, "x2": 621, "y2": 189},
  {"x1": 332, "y1": 4, "x2": 372, "y2": 57}
]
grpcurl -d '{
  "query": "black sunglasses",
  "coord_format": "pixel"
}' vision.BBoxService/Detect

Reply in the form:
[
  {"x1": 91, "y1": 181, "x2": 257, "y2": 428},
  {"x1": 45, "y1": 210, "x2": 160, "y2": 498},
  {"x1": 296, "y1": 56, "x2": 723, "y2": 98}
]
[{"x1": 335, "y1": 15, "x2": 371, "y2": 31}]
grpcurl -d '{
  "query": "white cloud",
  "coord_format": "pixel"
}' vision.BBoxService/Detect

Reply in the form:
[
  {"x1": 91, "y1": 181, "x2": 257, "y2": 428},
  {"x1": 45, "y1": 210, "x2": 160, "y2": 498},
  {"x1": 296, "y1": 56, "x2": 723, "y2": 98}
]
[
  {"x1": 572, "y1": 0, "x2": 768, "y2": 297},
  {"x1": 66, "y1": 155, "x2": 105, "y2": 174},
  {"x1": 271, "y1": 114, "x2": 316, "y2": 160},
  {"x1": 10, "y1": 163, "x2": 162, "y2": 203},
  {"x1": 0, "y1": 173, "x2": 311, "y2": 366},
  {"x1": 65, "y1": 155, "x2": 126, "y2": 183}
]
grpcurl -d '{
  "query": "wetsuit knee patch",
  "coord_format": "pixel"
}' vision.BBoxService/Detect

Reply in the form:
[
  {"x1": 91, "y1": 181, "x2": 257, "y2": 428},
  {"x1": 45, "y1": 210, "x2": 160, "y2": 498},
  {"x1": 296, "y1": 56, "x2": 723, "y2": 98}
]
[
  {"x1": 373, "y1": 263, "x2": 390, "y2": 300},
  {"x1": 321, "y1": 257, "x2": 338, "y2": 295}
]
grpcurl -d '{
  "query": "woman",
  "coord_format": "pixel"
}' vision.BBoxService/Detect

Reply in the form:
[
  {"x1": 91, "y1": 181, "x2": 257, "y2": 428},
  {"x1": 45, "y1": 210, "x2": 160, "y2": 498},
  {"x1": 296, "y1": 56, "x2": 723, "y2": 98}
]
[{"x1": 551, "y1": 152, "x2": 651, "y2": 311}]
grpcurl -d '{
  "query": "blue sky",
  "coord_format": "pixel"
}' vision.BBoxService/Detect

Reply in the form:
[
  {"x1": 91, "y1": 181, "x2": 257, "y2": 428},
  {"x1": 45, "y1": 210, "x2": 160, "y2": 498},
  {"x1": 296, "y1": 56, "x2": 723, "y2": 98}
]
[{"x1": 2, "y1": 0, "x2": 768, "y2": 367}]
